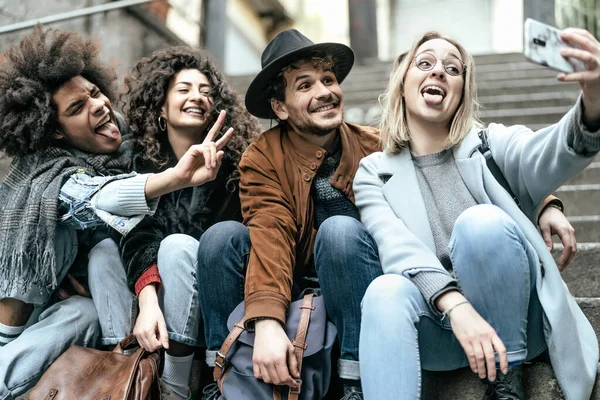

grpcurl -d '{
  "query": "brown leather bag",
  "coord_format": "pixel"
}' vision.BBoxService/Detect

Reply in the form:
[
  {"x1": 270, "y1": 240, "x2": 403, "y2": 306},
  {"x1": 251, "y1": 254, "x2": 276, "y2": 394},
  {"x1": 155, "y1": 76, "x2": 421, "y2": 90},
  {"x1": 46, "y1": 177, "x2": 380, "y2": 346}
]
[{"x1": 28, "y1": 335, "x2": 160, "y2": 400}]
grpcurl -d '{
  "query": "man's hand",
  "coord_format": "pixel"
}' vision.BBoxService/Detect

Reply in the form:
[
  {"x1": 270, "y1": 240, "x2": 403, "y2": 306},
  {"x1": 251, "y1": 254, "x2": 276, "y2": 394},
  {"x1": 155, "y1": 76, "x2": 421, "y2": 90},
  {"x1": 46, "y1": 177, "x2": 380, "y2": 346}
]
[
  {"x1": 253, "y1": 319, "x2": 300, "y2": 389},
  {"x1": 436, "y1": 291, "x2": 508, "y2": 382},
  {"x1": 538, "y1": 205, "x2": 576, "y2": 271},
  {"x1": 133, "y1": 285, "x2": 169, "y2": 352}
]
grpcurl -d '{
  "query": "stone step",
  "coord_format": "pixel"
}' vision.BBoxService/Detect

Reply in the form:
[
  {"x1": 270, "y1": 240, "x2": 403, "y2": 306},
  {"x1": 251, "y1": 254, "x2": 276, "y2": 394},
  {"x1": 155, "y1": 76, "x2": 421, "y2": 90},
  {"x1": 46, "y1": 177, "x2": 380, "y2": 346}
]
[
  {"x1": 555, "y1": 184, "x2": 600, "y2": 217},
  {"x1": 478, "y1": 79, "x2": 580, "y2": 97},
  {"x1": 480, "y1": 105, "x2": 572, "y2": 126},
  {"x1": 476, "y1": 68, "x2": 561, "y2": 82},
  {"x1": 478, "y1": 92, "x2": 579, "y2": 111},
  {"x1": 422, "y1": 361, "x2": 600, "y2": 399},
  {"x1": 566, "y1": 163, "x2": 600, "y2": 186},
  {"x1": 569, "y1": 216, "x2": 600, "y2": 243},
  {"x1": 558, "y1": 243, "x2": 600, "y2": 297}
]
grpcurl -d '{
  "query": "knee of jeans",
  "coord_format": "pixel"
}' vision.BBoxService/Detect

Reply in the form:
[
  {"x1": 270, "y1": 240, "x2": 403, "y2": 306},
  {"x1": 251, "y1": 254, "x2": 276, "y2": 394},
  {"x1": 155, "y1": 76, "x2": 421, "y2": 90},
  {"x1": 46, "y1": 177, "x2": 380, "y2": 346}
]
[
  {"x1": 362, "y1": 275, "x2": 421, "y2": 318},
  {"x1": 315, "y1": 216, "x2": 365, "y2": 248},
  {"x1": 453, "y1": 205, "x2": 517, "y2": 247},
  {"x1": 198, "y1": 221, "x2": 249, "y2": 258},
  {"x1": 158, "y1": 234, "x2": 199, "y2": 272},
  {"x1": 56, "y1": 296, "x2": 99, "y2": 330},
  {"x1": 88, "y1": 238, "x2": 121, "y2": 278}
]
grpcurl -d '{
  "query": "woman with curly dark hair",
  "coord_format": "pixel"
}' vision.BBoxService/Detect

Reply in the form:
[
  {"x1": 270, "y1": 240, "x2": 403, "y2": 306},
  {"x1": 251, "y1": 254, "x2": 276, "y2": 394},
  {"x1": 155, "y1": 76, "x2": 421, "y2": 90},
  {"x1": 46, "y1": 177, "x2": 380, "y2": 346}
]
[{"x1": 88, "y1": 46, "x2": 260, "y2": 400}]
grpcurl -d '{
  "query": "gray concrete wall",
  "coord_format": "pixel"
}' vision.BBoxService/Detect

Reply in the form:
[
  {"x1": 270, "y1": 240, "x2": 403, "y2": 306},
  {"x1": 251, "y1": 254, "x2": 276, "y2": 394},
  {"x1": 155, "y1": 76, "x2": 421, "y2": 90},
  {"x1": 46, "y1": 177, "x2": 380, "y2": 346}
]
[{"x1": 0, "y1": 0, "x2": 183, "y2": 80}]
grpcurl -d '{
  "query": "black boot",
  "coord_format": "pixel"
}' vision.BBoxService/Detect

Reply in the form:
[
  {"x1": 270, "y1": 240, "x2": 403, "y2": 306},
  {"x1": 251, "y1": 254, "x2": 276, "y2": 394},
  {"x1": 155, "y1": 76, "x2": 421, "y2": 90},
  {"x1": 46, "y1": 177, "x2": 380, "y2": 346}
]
[
  {"x1": 342, "y1": 385, "x2": 363, "y2": 400},
  {"x1": 482, "y1": 365, "x2": 524, "y2": 400}
]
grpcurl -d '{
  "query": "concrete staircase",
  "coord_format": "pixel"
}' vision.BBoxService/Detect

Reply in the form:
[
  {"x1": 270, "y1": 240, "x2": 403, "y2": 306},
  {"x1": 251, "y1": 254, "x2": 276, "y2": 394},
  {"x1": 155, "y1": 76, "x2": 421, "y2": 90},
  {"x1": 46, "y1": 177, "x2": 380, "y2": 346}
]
[{"x1": 227, "y1": 53, "x2": 600, "y2": 399}]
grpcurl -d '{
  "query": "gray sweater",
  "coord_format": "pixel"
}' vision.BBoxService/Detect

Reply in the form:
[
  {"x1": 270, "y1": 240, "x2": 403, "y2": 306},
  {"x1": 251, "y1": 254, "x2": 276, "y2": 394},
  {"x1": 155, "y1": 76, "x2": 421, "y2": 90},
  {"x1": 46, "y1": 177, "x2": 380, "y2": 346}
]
[{"x1": 410, "y1": 149, "x2": 477, "y2": 306}]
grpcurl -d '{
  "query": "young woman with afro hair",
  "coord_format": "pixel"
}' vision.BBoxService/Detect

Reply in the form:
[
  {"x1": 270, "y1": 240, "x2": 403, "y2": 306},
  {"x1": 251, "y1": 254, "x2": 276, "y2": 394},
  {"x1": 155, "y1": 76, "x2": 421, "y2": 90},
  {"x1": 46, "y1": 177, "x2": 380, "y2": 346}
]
[{"x1": 87, "y1": 46, "x2": 261, "y2": 399}]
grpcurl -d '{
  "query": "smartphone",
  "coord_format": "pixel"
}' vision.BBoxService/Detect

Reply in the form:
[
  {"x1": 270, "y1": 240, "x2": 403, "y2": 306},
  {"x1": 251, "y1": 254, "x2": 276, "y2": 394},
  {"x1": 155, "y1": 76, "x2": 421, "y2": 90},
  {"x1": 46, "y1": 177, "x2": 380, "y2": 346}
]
[{"x1": 523, "y1": 18, "x2": 586, "y2": 73}]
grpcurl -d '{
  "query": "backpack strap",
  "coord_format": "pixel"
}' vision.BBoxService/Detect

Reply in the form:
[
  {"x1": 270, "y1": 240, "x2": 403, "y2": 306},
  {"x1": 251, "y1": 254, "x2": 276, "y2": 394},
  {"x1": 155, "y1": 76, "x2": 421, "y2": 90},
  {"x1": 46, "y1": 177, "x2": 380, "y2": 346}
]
[
  {"x1": 214, "y1": 321, "x2": 246, "y2": 382},
  {"x1": 215, "y1": 294, "x2": 316, "y2": 399},
  {"x1": 477, "y1": 129, "x2": 521, "y2": 209}
]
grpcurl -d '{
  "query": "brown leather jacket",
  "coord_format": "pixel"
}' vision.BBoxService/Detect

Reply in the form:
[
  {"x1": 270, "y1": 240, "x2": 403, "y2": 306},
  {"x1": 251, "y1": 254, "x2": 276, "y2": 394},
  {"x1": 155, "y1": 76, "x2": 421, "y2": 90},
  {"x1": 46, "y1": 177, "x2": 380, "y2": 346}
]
[
  {"x1": 239, "y1": 122, "x2": 381, "y2": 324},
  {"x1": 239, "y1": 122, "x2": 562, "y2": 324}
]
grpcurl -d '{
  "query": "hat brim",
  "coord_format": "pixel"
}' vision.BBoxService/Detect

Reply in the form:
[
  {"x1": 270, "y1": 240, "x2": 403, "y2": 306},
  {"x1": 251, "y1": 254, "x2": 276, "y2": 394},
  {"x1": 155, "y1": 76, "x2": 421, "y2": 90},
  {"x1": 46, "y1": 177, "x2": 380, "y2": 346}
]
[{"x1": 245, "y1": 42, "x2": 355, "y2": 119}]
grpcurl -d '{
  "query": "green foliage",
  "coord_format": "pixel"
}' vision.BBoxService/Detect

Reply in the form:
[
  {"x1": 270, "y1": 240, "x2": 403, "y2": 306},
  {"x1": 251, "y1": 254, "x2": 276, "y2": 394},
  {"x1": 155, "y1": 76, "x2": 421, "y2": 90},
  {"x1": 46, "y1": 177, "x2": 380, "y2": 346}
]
[{"x1": 555, "y1": 0, "x2": 600, "y2": 39}]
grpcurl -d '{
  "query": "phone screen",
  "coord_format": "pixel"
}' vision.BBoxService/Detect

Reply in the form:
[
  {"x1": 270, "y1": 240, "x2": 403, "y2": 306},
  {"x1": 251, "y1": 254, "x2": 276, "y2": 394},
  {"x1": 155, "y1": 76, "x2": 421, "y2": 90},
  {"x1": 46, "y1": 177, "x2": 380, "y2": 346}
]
[{"x1": 523, "y1": 18, "x2": 586, "y2": 73}]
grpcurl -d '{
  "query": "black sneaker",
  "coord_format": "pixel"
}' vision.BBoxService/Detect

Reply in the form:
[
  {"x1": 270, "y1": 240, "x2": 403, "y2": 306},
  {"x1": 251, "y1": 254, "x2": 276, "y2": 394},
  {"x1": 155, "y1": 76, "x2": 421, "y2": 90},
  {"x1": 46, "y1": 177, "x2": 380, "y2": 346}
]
[
  {"x1": 200, "y1": 382, "x2": 220, "y2": 400},
  {"x1": 482, "y1": 365, "x2": 524, "y2": 400},
  {"x1": 342, "y1": 385, "x2": 363, "y2": 400}
]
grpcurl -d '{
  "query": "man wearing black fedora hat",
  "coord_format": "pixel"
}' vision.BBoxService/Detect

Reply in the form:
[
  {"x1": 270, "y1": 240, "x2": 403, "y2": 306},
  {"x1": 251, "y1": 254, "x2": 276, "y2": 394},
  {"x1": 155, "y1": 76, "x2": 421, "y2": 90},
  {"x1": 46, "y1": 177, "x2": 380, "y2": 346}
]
[{"x1": 196, "y1": 29, "x2": 383, "y2": 399}]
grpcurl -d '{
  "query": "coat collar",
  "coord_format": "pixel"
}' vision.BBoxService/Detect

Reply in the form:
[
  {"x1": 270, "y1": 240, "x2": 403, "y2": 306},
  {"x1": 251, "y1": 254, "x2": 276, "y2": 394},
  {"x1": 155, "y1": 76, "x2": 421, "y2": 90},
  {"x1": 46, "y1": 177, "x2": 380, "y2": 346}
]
[
  {"x1": 377, "y1": 126, "x2": 489, "y2": 253},
  {"x1": 283, "y1": 122, "x2": 368, "y2": 200}
]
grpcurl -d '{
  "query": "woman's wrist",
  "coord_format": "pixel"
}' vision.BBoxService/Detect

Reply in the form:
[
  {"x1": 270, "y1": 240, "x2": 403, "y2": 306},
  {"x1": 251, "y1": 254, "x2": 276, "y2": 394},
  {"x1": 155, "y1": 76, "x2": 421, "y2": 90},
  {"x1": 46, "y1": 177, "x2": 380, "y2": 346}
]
[
  {"x1": 144, "y1": 169, "x2": 185, "y2": 200},
  {"x1": 138, "y1": 284, "x2": 159, "y2": 307},
  {"x1": 435, "y1": 289, "x2": 467, "y2": 313}
]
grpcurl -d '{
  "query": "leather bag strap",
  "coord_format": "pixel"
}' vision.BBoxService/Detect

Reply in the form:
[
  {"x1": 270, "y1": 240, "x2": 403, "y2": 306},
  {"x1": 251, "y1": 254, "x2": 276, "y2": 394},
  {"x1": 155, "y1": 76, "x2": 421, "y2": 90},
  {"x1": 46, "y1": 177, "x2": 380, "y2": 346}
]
[
  {"x1": 213, "y1": 322, "x2": 246, "y2": 382},
  {"x1": 113, "y1": 334, "x2": 139, "y2": 354},
  {"x1": 286, "y1": 293, "x2": 315, "y2": 400}
]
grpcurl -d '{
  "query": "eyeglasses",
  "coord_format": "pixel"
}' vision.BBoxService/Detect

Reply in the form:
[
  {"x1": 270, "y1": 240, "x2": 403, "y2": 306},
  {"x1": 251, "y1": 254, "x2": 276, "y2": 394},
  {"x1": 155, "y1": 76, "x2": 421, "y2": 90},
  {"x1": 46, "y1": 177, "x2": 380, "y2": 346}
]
[{"x1": 413, "y1": 52, "x2": 466, "y2": 76}]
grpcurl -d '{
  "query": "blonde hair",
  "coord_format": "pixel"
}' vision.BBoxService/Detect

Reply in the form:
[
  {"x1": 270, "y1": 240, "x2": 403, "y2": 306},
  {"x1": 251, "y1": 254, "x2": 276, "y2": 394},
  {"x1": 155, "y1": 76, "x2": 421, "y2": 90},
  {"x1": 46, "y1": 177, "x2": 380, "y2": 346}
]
[{"x1": 379, "y1": 32, "x2": 481, "y2": 153}]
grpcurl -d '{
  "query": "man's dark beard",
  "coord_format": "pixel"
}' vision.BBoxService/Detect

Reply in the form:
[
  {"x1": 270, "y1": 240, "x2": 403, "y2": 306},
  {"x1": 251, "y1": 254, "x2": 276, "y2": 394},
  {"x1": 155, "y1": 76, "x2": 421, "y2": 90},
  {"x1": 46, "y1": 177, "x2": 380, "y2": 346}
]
[{"x1": 294, "y1": 117, "x2": 342, "y2": 137}]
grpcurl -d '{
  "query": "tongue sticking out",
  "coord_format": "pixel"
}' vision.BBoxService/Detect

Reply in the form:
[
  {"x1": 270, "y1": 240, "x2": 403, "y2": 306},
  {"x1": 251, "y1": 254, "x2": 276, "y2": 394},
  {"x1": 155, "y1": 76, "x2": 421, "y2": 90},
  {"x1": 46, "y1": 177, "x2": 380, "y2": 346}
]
[
  {"x1": 423, "y1": 92, "x2": 444, "y2": 106},
  {"x1": 95, "y1": 122, "x2": 121, "y2": 140}
]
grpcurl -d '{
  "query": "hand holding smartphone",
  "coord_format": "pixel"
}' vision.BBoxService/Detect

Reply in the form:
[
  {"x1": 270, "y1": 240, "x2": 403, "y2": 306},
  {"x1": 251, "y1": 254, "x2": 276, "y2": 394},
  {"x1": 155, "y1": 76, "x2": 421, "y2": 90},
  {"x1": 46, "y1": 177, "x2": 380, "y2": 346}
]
[{"x1": 523, "y1": 18, "x2": 586, "y2": 73}]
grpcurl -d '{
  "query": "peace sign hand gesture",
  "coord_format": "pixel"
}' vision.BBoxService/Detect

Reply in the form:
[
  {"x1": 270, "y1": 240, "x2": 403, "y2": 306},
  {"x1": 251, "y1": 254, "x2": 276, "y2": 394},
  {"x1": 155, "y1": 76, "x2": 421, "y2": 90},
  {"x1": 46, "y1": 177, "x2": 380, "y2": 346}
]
[
  {"x1": 172, "y1": 110, "x2": 234, "y2": 187},
  {"x1": 558, "y1": 28, "x2": 600, "y2": 124}
]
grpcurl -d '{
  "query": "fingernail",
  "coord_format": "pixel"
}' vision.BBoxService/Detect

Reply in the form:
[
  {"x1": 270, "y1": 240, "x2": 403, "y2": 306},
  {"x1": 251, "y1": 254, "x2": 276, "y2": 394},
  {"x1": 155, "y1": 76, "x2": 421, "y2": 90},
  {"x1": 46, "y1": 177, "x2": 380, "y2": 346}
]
[{"x1": 503, "y1": 368, "x2": 508, "y2": 374}]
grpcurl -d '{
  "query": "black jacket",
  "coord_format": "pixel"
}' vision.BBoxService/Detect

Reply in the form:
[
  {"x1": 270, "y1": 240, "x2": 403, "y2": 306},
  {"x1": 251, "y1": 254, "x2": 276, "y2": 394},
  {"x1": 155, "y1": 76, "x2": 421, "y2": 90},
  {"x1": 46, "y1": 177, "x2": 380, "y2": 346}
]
[{"x1": 119, "y1": 147, "x2": 242, "y2": 291}]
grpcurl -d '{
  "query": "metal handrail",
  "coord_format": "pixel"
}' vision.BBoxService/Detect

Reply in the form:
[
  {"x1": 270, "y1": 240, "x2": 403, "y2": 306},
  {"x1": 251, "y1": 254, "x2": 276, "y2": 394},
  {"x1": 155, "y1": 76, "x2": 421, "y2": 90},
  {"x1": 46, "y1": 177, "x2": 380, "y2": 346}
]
[{"x1": 0, "y1": 0, "x2": 154, "y2": 34}]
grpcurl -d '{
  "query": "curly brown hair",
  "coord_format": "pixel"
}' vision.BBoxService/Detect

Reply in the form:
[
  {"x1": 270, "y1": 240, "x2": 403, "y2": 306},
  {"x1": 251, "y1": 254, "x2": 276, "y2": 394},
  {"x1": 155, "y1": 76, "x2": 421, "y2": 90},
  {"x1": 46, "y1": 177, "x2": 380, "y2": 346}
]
[
  {"x1": 122, "y1": 46, "x2": 261, "y2": 190},
  {"x1": 0, "y1": 26, "x2": 116, "y2": 157}
]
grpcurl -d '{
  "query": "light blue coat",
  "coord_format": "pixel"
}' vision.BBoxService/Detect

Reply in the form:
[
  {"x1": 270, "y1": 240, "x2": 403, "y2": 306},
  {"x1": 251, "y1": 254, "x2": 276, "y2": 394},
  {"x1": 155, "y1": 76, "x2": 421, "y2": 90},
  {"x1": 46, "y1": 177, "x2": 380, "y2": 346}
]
[{"x1": 354, "y1": 103, "x2": 599, "y2": 400}]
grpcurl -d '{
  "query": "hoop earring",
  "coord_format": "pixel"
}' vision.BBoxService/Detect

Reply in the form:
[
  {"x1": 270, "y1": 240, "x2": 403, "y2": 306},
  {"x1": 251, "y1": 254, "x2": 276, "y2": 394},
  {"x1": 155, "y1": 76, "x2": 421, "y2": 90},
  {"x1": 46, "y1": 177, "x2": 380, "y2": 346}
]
[{"x1": 158, "y1": 116, "x2": 167, "y2": 131}]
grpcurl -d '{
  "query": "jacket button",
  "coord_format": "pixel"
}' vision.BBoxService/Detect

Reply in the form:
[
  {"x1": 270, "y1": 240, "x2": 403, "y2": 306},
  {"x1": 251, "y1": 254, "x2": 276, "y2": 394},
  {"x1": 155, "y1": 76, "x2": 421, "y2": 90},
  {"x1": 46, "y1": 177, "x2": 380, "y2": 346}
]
[
  {"x1": 316, "y1": 150, "x2": 323, "y2": 159},
  {"x1": 303, "y1": 173, "x2": 311, "y2": 182},
  {"x1": 309, "y1": 162, "x2": 317, "y2": 170}
]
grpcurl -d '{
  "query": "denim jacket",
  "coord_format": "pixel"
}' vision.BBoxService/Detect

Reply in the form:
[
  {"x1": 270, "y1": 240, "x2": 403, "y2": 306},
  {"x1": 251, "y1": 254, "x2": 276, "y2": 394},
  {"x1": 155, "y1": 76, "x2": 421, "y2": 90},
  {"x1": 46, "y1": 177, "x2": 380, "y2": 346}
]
[{"x1": 58, "y1": 172, "x2": 157, "y2": 236}]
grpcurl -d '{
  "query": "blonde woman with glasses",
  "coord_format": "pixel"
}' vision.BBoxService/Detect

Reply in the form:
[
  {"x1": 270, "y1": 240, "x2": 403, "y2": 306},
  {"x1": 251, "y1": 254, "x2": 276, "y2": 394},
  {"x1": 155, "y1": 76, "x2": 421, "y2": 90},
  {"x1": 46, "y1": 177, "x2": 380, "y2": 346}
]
[{"x1": 354, "y1": 30, "x2": 600, "y2": 399}]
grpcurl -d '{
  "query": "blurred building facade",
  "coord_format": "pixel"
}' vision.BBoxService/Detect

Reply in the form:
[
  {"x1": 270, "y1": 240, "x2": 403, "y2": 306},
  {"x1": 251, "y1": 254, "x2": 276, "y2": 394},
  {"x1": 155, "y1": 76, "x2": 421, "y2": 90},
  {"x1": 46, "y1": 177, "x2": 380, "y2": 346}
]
[{"x1": 0, "y1": 0, "x2": 595, "y2": 79}]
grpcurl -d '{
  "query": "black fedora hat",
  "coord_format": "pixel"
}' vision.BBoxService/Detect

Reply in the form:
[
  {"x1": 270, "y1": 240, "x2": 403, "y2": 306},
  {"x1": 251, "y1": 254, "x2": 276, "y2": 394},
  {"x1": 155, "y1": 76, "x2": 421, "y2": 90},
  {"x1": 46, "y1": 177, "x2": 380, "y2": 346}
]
[{"x1": 245, "y1": 29, "x2": 354, "y2": 119}]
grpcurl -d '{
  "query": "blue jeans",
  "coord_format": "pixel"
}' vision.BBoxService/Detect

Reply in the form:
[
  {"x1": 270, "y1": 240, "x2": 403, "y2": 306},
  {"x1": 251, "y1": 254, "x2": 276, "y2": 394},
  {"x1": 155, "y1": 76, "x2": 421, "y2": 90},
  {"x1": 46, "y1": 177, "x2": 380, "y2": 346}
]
[
  {"x1": 360, "y1": 205, "x2": 546, "y2": 399},
  {"x1": 197, "y1": 217, "x2": 382, "y2": 380},
  {"x1": 0, "y1": 227, "x2": 100, "y2": 399},
  {"x1": 88, "y1": 234, "x2": 202, "y2": 347}
]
